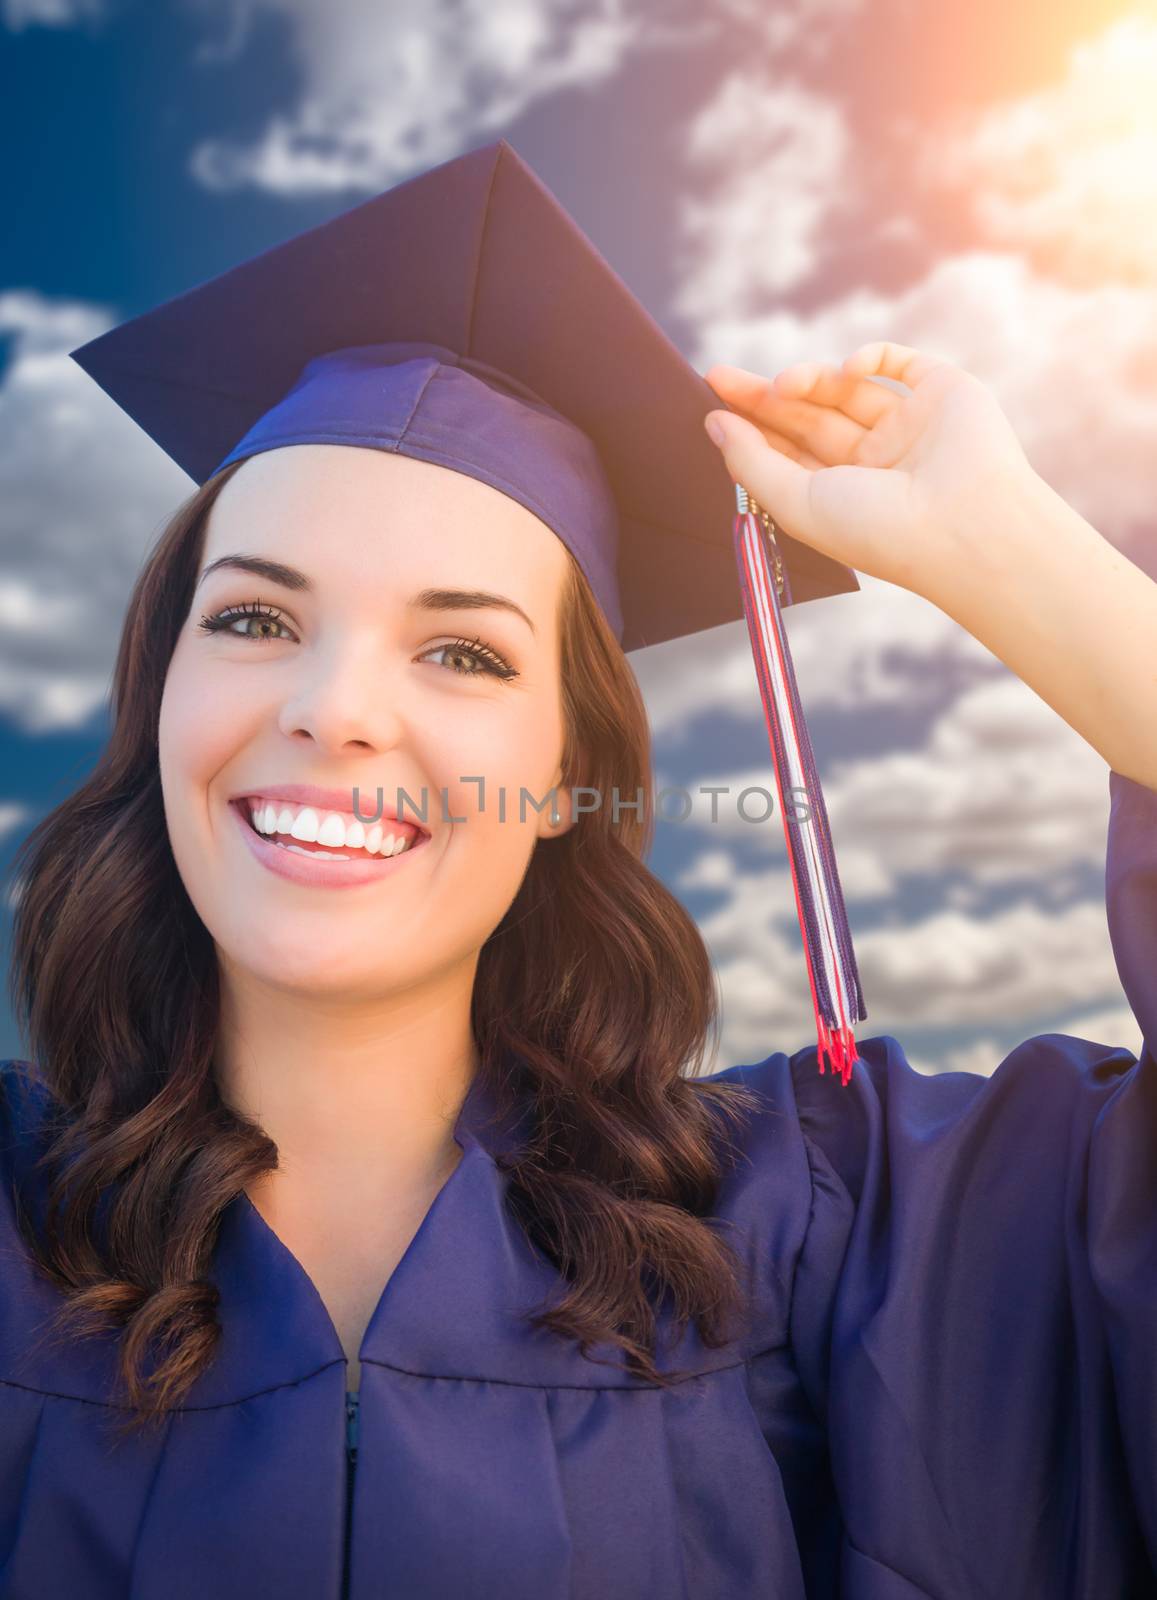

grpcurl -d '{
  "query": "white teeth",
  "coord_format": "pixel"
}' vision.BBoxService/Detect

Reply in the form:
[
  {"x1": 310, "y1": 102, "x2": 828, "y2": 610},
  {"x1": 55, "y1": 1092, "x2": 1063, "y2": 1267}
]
[
  {"x1": 290, "y1": 807, "x2": 320, "y2": 843},
  {"x1": 244, "y1": 798, "x2": 415, "y2": 857},
  {"x1": 315, "y1": 812, "x2": 346, "y2": 848}
]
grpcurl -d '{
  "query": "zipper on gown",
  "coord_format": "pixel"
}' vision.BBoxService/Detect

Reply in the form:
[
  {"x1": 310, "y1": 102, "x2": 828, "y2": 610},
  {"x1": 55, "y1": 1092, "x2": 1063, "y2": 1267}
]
[{"x1": 342, "y1": 1390, "x2": 360, "y2": 1599}]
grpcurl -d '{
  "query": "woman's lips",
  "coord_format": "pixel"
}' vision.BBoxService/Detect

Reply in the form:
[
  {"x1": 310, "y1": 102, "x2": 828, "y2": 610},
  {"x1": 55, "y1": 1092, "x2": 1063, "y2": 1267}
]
[{"x1": 229, "y1": 799, "x2": 428, "y2": 889}]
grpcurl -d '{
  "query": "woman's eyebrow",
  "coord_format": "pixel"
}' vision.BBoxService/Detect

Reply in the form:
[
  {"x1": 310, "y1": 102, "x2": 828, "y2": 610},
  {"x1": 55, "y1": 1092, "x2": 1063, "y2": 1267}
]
[
  {"x1": 412, "y1": 587, "x2": 536, "y2": 636},
  {"x1": 196, "y1": 556, "x2": 535, "y2": 635},
  {"x1": 197, "y1": 555, "x2": 308, "y2": 591}
]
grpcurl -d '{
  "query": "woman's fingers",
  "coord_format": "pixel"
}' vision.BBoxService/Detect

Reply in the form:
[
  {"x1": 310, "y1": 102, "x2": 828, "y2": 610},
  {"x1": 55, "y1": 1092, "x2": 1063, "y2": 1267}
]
[
  {"x1": 705, "y1": 410, "x2": 815, "y2": 536},
  {"x1": 705, "y1": 359, "x2": 896, "y2": 426},
  {"x1": 705, "y1": 360, "x2": 897, "y2": 463},
  {"x1": 701, "y1": 371, "x2": 821, "y2": 462},
  {"x1": 773, "y1": 361, "x2": 896, "y2": 428},
  {"x1": 704, "y1": 363, "x2": 773, "y2": 411},
  {"x1": 741, "y1": 422, "x2": 826, "y2": 471},
  {"x1": 710, "y1": 384, "x2": 867, "y2": 467},
  {"x1": 840, "y1": 340, "x2": 949, "y2": 387}
]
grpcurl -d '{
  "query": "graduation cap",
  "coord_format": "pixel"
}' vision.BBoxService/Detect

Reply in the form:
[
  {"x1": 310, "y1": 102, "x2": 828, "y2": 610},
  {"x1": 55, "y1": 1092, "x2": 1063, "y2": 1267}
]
[{"x1": 68, "y1": 137, "x2": 866, "y2": 1082}]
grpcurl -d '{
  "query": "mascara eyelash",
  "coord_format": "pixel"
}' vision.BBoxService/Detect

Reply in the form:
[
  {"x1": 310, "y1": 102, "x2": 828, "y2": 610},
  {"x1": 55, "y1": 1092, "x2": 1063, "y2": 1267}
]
[
  {"x1": 439, "y1": 635, "x2": 519, "y2": 681},
  {"x1": 197, "y1": 600, "x2": 290, "y2": 641},
  {"x1": 196, "y1": 604, "x2": 519, "y2": 680}
]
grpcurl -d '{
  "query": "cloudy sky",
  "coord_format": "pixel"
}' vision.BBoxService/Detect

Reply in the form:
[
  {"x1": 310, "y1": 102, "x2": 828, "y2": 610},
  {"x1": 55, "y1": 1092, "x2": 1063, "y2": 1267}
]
[{"x1": 1, "y1": 0, "x2": 1153, "y2": 1073}]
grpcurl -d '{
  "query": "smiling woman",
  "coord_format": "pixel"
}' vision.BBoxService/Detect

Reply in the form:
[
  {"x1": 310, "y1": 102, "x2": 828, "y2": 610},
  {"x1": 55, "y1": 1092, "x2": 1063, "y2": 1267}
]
[
  {"x1": 2, "y1": 137, "x2": 1156, "y2": 1600},
  {"x1": 8, "y1": 431, "x2": 749, "y2": 1399},
  {"x1": 160, "y1": 442, "x2": 580, "y2": 1009}
]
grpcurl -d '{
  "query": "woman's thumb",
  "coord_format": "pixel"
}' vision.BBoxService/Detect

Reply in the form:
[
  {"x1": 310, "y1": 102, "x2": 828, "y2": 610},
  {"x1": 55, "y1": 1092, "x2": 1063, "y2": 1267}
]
[{"x1": 704, "y1": 409, "x2": 812, "y2": 538}]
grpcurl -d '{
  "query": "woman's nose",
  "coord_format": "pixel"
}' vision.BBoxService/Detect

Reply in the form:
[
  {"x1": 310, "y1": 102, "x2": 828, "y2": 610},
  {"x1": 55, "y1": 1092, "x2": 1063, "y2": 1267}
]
[{"x1": 274, "y1": 640, "x2": 407, "y2": 754}]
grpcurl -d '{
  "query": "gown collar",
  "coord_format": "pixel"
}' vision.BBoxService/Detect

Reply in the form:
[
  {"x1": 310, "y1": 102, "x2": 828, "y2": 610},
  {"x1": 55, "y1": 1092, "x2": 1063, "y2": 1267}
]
[
  {"x1": 1, "y1": 1057, "x2": 789, "y2": 1407},
  {"x1": 200, "y1": 1060, "x2": 750, "y2": 1405},
  {"x1": 197, "y1": 1062, "x2": 558, "y2": 1405}
]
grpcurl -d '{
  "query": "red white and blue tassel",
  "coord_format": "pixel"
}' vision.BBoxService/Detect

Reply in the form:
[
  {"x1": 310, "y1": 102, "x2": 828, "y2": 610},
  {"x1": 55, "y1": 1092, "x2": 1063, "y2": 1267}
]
[{"x1": 731, "y1": 483, "x2": 866, "y2": 1085}]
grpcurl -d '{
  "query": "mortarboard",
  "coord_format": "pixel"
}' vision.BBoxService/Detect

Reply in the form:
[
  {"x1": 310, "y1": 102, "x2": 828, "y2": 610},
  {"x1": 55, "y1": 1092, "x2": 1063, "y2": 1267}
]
[{"x1": 67, "y1": 137, "x2": 866, "y2": 1082}]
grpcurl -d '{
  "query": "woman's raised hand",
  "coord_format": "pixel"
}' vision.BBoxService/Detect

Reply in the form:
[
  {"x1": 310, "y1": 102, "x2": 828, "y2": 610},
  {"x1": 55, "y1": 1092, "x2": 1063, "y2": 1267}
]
[{"x1": 703, "y1": 343, "x2": 1038, "y2": 608}]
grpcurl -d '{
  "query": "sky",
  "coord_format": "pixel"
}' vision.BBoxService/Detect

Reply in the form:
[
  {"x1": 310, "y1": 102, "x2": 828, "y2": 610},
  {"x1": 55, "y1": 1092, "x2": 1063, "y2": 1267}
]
[{"x1": 1, "y1": 0, "x2": 1154, "y2": 1075}]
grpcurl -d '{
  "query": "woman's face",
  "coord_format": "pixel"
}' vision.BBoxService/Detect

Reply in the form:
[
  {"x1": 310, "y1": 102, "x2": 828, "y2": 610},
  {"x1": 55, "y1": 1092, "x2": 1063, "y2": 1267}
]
[{"x1": 159, "y1": 443, "x2": 572, "y2": 1004}]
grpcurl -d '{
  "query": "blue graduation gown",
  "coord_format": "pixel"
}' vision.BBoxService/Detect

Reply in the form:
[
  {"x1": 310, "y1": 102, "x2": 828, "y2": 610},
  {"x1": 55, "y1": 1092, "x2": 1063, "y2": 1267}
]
[{"x1": 0, "y1": 767, "x2": 1154, "y2": 1598}]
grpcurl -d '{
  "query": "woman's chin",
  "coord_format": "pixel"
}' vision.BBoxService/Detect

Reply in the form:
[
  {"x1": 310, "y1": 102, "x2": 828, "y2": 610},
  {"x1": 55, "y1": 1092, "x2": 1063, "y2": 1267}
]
[{"x1": 218, "y1": 946, "x2": 421, "y2": 1000}]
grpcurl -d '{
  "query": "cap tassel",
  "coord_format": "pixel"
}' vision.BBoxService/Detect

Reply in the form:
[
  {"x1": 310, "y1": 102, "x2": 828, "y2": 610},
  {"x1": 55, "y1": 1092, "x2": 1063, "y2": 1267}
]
[{"x1": 731, "y1": 485, "x2": 867, "y2": 1085}]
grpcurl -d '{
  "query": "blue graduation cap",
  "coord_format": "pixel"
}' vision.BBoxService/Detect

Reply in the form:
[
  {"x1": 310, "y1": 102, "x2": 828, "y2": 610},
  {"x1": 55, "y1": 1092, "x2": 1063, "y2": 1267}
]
[{"x1": 67, "y1": 136, "x2": 866, "y2": 1080}]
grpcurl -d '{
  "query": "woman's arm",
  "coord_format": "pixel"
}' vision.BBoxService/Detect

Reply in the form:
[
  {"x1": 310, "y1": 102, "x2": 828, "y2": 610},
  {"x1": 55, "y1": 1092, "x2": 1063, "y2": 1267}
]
[{"x1": 703, "y1": 342, "x2": 1157, "y2": 791}]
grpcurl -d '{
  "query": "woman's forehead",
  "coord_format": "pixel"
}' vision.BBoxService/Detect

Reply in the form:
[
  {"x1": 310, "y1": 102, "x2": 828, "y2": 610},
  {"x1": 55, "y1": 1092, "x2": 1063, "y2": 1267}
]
[
  {"x1": 202, "y1": 448, "x2": 570, "y2": 607},
  {"x1": 214, "y1": 444, "x2": 560, "y2": 550},
  {"x1": 214, "y1": 444, "x2": 533, "y2": 519}
]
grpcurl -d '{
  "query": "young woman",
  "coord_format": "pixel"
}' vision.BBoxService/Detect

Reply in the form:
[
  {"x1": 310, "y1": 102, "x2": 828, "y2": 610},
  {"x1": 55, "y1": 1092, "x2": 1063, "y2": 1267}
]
[{"x1": 2, "y1": 140, "x2": 1154, "y2": 1599}]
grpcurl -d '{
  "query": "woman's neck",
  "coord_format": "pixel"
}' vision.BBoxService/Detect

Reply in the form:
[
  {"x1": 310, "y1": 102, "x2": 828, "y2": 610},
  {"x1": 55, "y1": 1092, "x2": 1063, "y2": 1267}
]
[{"x1": 213, "y1": 951, "x2": 479, "y2": 1200}]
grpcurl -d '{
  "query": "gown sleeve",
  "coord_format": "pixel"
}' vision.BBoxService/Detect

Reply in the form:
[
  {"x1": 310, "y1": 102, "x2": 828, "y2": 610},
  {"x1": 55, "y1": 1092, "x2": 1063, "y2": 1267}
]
[{"x1": 782, "y1": 768, "x2": 1157, "y2": 1598}]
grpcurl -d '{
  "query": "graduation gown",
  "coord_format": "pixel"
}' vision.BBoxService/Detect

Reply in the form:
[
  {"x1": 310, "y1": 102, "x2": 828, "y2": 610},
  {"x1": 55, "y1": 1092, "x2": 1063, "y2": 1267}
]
[{"x1": 0, "y1": 767, "x2": 1154, "y2": 1599}]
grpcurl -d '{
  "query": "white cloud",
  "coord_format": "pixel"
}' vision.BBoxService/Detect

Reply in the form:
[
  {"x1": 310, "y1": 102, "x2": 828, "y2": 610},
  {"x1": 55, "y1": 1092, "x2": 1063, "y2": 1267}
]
[
  {"x1": 657, "y1": 10, "x2": 1157, "y2": 1068},
  {"x1": 710, "y1": 0, "x2": 862, "y2": 60},
  {"x1": 821, "y1": 675, "x2": 1111, "y2": 891},
  {"x1": 2, "y1": 0, "x2": 105, "y2": 28},
  {"x1": 668, "y1": 665, "x2": 1119, "y2": 1066},
  {"x1": 180, "y1": 0, "x2": 871, "y2": 195},
  {"x1": 1047, "y1": 1003, "x2": 1144, "y2": 1061},
  {"x1": 0, "y1": 802, "x2": 31, "y2": 846},
  {"x1": 852, "y1": 897, "x2": 1117, "y2": 1031},
  {"x1": 673, "y1": 74, "x2": 850, "y2": 316},
  {"x1": 675, "y1": 16, "x2": 1157, "y2": 551},
  {"x1": 920, "y1": 1002, "x2": 1144, "y2": 1080},
  {"x1": 0, "y1": 292, "x2": 191, "y2": 733},
  {"x1": 658, "y1": 9, "x2": 1157, "y2": 1073},
  {"x1": 633, "y1": 572, "x2": 994, "y2": 741},
  {"x1": 0, "y1": 803, "x2": 33, "y2": 914},
  {"x1": 186, "y1": 0, "x2": 652, "y2": 195},
  {"x1": 681, "y1": 249, "x2": 1157, "y2": 549},
  {"x1": 700, "y1": 866, "x2": 1125, "y2": 1071},
  {"x1": 930, "y1": 14, "x2": 1157, "y2": 290}
]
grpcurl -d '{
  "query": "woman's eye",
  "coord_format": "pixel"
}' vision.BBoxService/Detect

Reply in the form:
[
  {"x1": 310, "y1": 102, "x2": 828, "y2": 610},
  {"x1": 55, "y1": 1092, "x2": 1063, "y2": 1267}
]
[
  {"x1": 196, "y1": 601, "x2": 297, "y2": 644},
  {"x1": 421, "y1": 637, "x2": 519, "y2": 681},
  {"x1": 196, "y1": 605, "x2": 518, "y2": 682}
]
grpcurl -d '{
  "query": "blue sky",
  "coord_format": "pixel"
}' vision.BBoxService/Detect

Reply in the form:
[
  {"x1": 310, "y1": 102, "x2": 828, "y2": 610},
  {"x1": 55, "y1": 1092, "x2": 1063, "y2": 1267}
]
[{"x1": 2, "y1": 0, "x2": 1153, "y2": 1072}]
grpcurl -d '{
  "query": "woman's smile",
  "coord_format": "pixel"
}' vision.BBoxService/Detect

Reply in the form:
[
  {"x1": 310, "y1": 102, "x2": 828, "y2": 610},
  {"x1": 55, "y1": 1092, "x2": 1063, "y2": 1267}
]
[{"x1": 229, "y1": 795, "x2": 433, "y2": 890}]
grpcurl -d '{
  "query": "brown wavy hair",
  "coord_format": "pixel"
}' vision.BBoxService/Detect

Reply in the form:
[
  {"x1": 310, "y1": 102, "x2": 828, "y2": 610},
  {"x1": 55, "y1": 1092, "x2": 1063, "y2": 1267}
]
[{"x1": 6, "y1": 460, "x2": 762, "y2": 1438}]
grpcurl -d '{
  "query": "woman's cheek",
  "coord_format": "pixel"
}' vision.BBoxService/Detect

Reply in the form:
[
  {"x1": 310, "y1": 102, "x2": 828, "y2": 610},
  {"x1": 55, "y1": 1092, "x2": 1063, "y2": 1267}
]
[
  {"x1": 420, "y1": 699, "x2": 549, "y2": 832},
  {"x1": 158, "y1": 654, "x2": 265, "y2": 925},
  {"x1": 432, "y1": 736, "x2": 556, "y2": 927},
  {"x1": 160, "y1": 649, "x2": 249, "y2": 798},
  {"x1": 157, "y1": 668, "x2": 205, "y2": 865}
]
